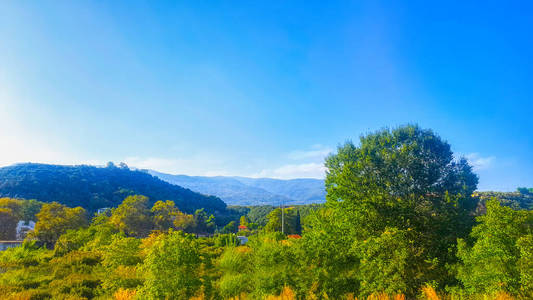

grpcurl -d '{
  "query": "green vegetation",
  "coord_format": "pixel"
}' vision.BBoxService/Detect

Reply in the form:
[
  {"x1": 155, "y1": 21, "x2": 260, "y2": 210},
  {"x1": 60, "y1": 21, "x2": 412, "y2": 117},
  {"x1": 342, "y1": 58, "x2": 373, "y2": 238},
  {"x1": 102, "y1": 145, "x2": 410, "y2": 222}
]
[
  {"x1": 31, "y1": 202, "x2": 88, "y2": 247},
  {"x1": 0, "y1": 163, "x2": 227, "y2": 218},
  {"x1": 0, "y1": 125, "x2": 531, "y2": 299},
  {"x1": 228, "y1": 203, "x2": 322, "y2": 229},
  {"x1": 264, "y1": 207, "x2": 302, "y2": 235},
  {"x1": 474, "y1": 190, "x2": 533, "y2": 211},
  {"x1": 0, "y1": 198, "x2": 42, "y2": 240},
  {"x1": 456, "y1": 199, "x2": 532, "y2": 297}
]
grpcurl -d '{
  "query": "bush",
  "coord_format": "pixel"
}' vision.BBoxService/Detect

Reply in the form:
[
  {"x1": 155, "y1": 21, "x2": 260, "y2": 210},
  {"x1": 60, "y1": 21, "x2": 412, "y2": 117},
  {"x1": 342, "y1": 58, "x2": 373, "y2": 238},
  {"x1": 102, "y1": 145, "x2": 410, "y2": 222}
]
[{"x1": 139, "y1": 231, "x2": 202, "y2": 299}]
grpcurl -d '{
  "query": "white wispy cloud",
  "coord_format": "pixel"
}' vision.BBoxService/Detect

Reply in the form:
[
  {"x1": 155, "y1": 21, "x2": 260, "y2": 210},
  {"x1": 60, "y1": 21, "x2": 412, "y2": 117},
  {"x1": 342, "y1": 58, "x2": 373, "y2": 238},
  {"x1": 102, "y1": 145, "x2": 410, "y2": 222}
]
[
  {"x1": 464, "y1": 153, "x2": 495, "y2": 171},
  {"x1": 252, "y1": 145, "x2": 331, "y2": 179}
]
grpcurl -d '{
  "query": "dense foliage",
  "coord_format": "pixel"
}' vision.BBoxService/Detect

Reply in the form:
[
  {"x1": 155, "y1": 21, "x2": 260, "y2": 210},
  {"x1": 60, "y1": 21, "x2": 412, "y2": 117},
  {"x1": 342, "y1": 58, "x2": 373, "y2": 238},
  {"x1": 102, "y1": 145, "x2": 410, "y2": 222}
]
[
  {"x1": 321, "y1": 125, "x2": 479, "y2": 296},
  {"x1": 0, "y1": 125, "x2": 531, "y2": 300},
  {"x1": 456, "y1": 199, "x2": 532, "y2": 297},
  {"x1": 31, "y1": 202, "x2": 88, "y2": 247},
  {"x1": 0, "y1": 198, "x2": 42, "y2": 239},
  {"x1": 0, "y1": 163, "x2": 228, "y2": 222}
]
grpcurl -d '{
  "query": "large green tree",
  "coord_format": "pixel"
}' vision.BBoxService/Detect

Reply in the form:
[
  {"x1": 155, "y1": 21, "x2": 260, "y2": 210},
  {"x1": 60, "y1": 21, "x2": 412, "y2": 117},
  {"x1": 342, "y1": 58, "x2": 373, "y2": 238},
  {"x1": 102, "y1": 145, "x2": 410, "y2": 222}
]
[
  {"x1": 32, "y1": 202, "x2": 88, "y2": 247},
  {"x1": 0, "y1": 208, "x2": 18, "y2": 240},
  {"x1": 322, "y1": 124, "x2": 479, "y2": 296},
  {"x1": 0, "y1": 198, "x2": 23, "y2": 240},
  {"x1": 151, "y1": 200, "x2": 179, "y2": 231},
  {"x1": 0, "y1": 198, "x2": 43, "y2": 240},
  {"x1": 456, "y1": 199, "x2": 533, "y2": 297},
  {"x1": 109, "y1": 195, "x2": 153, "y2": 238}
]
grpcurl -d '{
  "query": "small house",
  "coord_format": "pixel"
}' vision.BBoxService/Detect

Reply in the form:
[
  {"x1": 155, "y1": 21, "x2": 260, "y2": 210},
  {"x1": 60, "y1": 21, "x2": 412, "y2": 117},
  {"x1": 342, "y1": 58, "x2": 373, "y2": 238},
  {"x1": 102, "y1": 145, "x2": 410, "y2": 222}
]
[{"x1": 16, "y1": 220, "x2": 35, "y2": 240}]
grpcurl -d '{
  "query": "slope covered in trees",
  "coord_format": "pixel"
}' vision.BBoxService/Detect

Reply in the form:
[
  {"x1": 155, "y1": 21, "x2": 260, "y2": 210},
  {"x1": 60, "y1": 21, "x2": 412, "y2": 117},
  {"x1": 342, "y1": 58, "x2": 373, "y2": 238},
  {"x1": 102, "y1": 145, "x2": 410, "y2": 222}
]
[{"x1": 0, "y1": 163, "x2": 227, "y2": 216}]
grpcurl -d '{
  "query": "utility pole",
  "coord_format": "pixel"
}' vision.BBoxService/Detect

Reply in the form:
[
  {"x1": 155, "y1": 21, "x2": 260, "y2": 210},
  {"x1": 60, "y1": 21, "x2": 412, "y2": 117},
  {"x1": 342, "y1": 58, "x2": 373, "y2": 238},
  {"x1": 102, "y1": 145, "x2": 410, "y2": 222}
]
[{"x1": 281, "y1": 198, "x2": 284, "y2": 234}]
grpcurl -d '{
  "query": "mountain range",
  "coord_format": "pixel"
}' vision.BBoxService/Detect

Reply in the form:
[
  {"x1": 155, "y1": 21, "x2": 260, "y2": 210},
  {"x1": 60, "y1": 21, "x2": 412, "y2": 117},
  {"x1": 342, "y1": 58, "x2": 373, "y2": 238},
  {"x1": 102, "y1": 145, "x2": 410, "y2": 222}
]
[{"x1": 148, "y1": 170, "x2": 326, "y2": 206}]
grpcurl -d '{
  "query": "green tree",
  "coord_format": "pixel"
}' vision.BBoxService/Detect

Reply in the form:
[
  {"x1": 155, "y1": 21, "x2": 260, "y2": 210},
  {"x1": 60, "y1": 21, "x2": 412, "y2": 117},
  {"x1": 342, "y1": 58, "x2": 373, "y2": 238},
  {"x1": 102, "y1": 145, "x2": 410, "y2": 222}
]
[
  {"x1": 33, "y1": 202, "x2": 87, "y2": 247},
  {"x1": 246, "y1": 205, "x2": 275, "y2": 227},
  {"x1": 456, "y1": 199, "x2": 533, "y2": 297},
  {"x1": 264, "y1": 207, "x2": 300, "y2": 235},
  {"x1": 53, "y1": 221, "x2": 117, "y2": 255},
  {"x1": 0, "y1": 198, "x2": 23, "y2": 217},
  {"x1": 0, "y1": 208, "x2": 18, "y2": 240},
  {"x1": 54, "y1": 226, "x2": 98, "y2": 256},
  {"x1": 173, "y1": 211, "x2": 196, "y2": 233},
  {"x1": 102, "y1": 235, "x2": 142, "y2": 269},
  {"x1": 101, "y1": 235, "x2": 144, "y2": 292},
  {"x1": 109, "y1": 195, "x2": 153, "y2": 237},
  {"x1": 356, "y1": 227, "x2": 431, "y2": 297},
  {"x1": 218, "y1": 245, "x2": 253, "y2": 298},
  {"x1": 517, "y1": 234, "x2": 533, "y2": 297},
  {"x1": 193, "y1": 208, "x2": 215, "y2": 234},
  {"x1": 20, "y1": 199, "x2": 43, "y2": 221},
  {"x1": 294, "y1": 210, "x2": 302, "y2": 235},
  {"x1": 246, "y1": 233, "x2": 304, "y2": 298},
  {"x1": 220, "y1": 221, "x2": 237, "y2": 234},
  {"x1": 299, "y1": 208, "x2": 359, "y2": 298},
  {"x1": 151, "y1": 200, "x2": 179, "y2": 231},
  {"x1": 140, "y1": 230, "x2": 202, "y2": 299},
  {"x1": 517, "y1": 187, "x2": 532, "y2": 195},
  {"x1": 0, "y1": 198, "x2": 43, "y2": 240},
  {"x1": 239, "y1": 215, "x2": 248, "y2": 227},
  {"x1": 0, "y1": 198, "x2": 24, "y2": 239},
  {"x1": 323, "y1": 125, "x2": 479, "y2": 296}
]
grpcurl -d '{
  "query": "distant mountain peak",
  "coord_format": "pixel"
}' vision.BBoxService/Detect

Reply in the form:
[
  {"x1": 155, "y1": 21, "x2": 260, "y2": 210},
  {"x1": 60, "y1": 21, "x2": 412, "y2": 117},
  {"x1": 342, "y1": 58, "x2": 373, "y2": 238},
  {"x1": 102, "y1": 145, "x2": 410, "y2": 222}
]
[{"x1": 148, "y1": 170, "x2": 326, "y2": 206}]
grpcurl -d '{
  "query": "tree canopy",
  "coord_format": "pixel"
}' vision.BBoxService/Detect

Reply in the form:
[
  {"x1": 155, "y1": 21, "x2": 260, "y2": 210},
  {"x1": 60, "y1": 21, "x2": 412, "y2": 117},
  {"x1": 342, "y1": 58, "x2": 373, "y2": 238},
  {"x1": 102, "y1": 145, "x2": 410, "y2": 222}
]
[
  {"x1": 321, "y1": 125, "x2": 479, "y2": 295},
  {"x1": 32, "y1": 202, "x2": 88, "y2": 247}
]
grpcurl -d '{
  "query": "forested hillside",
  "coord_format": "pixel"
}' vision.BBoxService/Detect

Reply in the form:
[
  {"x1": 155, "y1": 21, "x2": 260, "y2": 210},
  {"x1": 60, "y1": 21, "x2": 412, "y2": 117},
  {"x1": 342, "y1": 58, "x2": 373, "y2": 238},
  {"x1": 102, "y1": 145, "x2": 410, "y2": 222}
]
[{"x1": 0, "y1": 163, "x2": 226, "y2": 215}]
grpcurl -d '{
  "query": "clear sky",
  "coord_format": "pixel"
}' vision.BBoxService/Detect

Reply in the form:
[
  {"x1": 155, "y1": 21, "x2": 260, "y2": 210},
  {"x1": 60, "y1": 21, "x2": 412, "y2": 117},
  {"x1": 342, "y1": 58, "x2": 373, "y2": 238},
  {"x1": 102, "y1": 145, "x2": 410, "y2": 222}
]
[{"x1": 0, "y1": 1, "x2": 531, "y2": 191}]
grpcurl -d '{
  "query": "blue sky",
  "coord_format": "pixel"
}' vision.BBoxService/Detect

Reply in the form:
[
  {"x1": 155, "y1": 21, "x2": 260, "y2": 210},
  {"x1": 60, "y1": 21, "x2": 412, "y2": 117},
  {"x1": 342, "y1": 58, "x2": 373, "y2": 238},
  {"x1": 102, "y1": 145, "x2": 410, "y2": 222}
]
[{"x1": 0, "y1": 1, "x2": 531, "y2": 191}]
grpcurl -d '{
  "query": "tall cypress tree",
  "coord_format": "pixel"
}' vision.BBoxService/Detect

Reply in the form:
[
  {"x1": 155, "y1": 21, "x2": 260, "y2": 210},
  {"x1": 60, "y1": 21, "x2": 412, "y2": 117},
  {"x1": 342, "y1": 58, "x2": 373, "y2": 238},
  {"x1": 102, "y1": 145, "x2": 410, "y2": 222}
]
[{"x1": 294, "y1": 209, "x2": 302, "y2": 234}]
